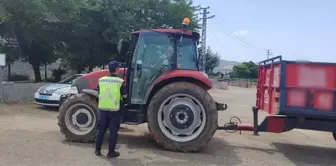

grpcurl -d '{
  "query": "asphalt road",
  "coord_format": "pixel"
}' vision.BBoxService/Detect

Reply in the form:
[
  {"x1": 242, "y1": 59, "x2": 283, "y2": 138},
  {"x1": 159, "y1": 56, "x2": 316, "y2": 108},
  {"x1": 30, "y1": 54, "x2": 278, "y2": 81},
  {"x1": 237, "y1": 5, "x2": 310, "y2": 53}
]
[{"x1": 1, "y1": 87, "x2": 336, "y2": 166}]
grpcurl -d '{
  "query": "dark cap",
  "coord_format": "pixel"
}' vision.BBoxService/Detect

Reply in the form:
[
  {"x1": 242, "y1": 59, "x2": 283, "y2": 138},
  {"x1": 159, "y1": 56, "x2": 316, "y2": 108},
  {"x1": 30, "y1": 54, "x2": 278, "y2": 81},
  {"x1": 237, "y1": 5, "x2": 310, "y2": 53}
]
[{"x1": 108, "y1": 61, "x2": 119, "y2": 71}]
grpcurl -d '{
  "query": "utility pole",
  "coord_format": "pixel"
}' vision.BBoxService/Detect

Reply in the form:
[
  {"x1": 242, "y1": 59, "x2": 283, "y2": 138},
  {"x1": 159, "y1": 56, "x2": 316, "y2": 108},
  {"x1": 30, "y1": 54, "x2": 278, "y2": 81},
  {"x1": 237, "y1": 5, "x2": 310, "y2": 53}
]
[
  {"x1": 198, "y1": 6, "x2": 215, "y2": 72},
  {"x1": 266, "y1": 49, "x2": 272, "y2": 59}
]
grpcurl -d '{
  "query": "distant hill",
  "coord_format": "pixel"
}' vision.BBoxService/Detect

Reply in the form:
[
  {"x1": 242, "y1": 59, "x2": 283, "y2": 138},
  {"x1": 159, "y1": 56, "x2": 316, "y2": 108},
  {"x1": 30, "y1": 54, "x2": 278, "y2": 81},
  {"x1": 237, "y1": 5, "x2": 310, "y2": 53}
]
[{"x1": 214, "y1": 59, "x2": 240, "y2": 73}]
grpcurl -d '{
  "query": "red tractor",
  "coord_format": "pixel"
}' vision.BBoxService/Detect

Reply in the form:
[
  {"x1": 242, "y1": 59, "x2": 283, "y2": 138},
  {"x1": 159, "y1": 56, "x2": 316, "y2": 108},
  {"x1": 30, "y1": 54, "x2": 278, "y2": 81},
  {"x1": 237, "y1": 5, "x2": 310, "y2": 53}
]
[{"x1": 57, "y1": 18, "x2": 227, "y2": 152}]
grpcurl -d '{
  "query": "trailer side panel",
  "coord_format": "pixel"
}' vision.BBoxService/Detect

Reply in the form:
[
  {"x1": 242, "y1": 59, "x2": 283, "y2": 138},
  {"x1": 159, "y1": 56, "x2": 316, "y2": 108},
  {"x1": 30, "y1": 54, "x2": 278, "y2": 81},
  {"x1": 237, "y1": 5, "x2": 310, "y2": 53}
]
[{"x1": 257, "y1": 57, "x2": 336, "y2": 118}]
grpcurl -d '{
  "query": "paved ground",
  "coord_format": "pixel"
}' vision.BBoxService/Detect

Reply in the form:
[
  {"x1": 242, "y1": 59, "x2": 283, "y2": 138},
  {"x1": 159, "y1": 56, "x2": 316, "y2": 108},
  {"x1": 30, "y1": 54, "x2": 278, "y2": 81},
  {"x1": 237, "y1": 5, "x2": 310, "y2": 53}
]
[{"x1": 1, "y1": 87, "x2": 336, "y2": 166}]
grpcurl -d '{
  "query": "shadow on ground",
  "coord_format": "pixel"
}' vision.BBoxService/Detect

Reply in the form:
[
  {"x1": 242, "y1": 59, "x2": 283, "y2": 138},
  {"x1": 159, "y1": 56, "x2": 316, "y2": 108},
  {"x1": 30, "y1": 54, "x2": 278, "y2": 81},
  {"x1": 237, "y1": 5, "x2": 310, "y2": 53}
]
[
  {"x1": 36, "y1": 106, "x2": 59, "y2": 112},
  {"x1": 272, "y1": 142, "x2": 336, "y2": 166},
  {"x1": 227, "y1": 142, "x2": 336, "y2": 166},
  {"x1": 62, "y1": 132, "x2": 241, "y2": 166}
]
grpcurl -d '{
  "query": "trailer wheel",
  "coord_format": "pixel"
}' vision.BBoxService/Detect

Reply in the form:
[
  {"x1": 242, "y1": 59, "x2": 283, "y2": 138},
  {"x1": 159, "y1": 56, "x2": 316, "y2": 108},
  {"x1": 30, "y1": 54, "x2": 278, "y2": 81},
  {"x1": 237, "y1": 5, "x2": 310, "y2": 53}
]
[
  {"x1": 58, "y1": 94, "x2": 98, "y2": 143},
  {"x1": 147, "y1": 82, "x2": 218, "y2": 152},
  {"x1": 332, "y1": 133, "x2": 336, "y2": 141}
]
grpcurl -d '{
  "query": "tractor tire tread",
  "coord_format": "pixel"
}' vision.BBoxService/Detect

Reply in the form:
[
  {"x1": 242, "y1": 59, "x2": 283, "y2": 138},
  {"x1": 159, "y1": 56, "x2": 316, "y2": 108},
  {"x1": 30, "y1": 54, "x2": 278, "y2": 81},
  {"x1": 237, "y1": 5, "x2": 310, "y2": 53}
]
[
  {"x1": 58, "y1": 93, "x2": 98, "y2": 143},
  {"x1": 147, "y1": 82, "x2": 217, "y2": 152}
]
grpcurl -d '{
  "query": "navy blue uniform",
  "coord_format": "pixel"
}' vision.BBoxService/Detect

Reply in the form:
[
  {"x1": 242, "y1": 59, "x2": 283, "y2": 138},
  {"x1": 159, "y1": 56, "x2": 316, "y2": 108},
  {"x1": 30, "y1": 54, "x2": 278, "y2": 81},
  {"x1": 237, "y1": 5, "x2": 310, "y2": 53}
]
[{"x1": 95, "y1": 74, "x2": 127, "y2": 157}]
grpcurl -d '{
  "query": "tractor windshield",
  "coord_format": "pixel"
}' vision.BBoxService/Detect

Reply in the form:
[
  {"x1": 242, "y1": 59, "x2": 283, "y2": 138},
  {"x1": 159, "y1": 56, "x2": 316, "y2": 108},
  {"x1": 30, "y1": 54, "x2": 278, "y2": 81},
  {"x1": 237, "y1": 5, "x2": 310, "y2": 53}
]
[
  {"x1": 131, "y1": 30, "x2": 198, "y2": 70},
  {"x1": 133, "y1": 31, "x2": 175, "y2": 70}
]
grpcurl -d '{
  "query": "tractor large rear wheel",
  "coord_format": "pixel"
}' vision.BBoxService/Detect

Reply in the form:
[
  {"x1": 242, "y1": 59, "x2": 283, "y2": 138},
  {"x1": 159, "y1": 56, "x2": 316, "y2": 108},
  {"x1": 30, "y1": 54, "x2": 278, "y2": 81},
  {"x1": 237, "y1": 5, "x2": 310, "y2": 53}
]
[
  {"x1": 58, "y1": 94, "x2": 98, "y2": 143},
  {"x1": 147, "y1": 82, "x2": 218, "y2": 152}
]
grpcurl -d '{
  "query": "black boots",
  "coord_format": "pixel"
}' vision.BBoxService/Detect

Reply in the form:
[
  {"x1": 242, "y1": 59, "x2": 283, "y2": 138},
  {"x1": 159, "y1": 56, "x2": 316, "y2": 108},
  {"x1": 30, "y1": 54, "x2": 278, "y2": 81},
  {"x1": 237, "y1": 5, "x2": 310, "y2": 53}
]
[
  {"x1": 107, "y1": 151, "x2": 120, "y2": 158},
  {"x1": 95, "y1": 149, "x2": 120, "y2": 158},
  {"x1": 94, "y1": 149, "x2": 102, "y2": 156}
]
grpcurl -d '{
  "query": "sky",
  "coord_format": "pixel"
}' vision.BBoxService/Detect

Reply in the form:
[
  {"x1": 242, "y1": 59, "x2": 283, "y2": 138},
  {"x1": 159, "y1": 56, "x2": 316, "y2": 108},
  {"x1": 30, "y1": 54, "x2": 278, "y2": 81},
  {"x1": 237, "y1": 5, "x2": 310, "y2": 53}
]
[{"x1": 192, "y1": 0, "x2": 336, "y2": 63}]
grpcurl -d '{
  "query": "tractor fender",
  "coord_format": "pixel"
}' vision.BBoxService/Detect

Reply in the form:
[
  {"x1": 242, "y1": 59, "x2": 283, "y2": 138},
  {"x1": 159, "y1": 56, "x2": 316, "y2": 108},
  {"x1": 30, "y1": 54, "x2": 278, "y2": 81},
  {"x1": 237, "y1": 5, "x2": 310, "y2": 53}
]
[
  {"x1": 59, "y1": 88, "x2": 98, "y2": 108},
  {"x1": 144, "y1": 71, "x2": 212, "y2": 104},
  {"x1": 82, "y1": 89, "x2": 99, "y2": 99}
]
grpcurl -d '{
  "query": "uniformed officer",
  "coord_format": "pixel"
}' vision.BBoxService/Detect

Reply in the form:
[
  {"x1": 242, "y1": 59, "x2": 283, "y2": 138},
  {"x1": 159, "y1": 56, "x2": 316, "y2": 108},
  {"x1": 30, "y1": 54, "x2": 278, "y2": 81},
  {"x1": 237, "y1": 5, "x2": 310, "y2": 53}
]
[{"x1": 94, "y1": 61, "x2": 127, "y2": 158}]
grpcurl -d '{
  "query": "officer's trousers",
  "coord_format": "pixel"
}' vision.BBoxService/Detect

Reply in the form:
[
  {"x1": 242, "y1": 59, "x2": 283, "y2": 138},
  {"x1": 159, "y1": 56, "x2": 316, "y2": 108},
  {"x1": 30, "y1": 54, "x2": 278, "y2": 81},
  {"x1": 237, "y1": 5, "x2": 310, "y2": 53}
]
[{"x1": 95, "y1": 110, "x2": 121, "y2": 152}]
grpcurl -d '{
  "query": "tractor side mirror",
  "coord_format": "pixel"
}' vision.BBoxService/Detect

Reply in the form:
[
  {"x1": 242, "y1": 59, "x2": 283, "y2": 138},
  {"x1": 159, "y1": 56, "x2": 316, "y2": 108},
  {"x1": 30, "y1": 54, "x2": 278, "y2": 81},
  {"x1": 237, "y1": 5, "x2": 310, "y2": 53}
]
[
  {"x1": 117, "y1": 39, "x2": 129, "y2": 56},
  {"x1": 117, "y1": 39, "x2": 124, "y2": 54}
]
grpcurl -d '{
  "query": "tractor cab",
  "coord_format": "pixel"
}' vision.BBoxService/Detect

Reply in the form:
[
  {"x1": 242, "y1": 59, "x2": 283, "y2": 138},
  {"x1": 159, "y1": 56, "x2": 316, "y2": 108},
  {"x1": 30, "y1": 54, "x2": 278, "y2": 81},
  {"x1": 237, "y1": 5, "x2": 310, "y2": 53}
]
[{"x1": 118, "y1": 18, "x2": 204, "y2": 105}]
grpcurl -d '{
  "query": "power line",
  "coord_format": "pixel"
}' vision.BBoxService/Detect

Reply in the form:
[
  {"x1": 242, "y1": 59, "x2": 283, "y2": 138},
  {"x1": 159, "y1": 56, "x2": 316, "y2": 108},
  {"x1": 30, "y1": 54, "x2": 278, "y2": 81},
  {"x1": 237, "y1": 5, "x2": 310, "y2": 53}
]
[
  {"x1": 209, "y1": 9, "x2": 266, "y2": 51},
  {"x1": 210, "y1": 8, "x2": 255, "y2": 47},
  {"x1": 214, "y1": 18, "x2": 254, "y2": 47},
  {"x1": 210, "y1": 31, "x2": 230, "y2": 54},
  {"x1": 216, "y1": 17, "x2": 250, "y2": 44}
]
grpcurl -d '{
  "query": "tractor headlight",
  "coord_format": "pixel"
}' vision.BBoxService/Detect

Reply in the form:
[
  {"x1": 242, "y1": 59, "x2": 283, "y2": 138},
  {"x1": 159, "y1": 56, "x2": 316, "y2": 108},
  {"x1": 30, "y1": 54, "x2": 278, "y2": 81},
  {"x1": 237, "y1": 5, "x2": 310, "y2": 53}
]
[{"x1": 70, "y1": 86, "x2": 79, "y2": 95}]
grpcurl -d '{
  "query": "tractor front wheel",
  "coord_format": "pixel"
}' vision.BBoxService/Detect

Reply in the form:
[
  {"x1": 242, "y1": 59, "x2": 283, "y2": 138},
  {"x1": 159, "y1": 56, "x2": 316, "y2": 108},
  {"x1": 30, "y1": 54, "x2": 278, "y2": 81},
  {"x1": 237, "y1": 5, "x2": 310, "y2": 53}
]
[
  {"x1": 147, "y1": 82, "x2": 218, "y2": 152},
  {"x1": 58, "y1": 94, "x2": 99, "y2": 143}
]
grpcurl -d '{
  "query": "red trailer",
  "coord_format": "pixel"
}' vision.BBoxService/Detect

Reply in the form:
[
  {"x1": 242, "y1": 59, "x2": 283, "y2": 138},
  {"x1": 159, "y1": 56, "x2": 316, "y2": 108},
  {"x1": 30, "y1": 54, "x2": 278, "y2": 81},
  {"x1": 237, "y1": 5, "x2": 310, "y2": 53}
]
[{"x1": 219, "y1": 56, "x2": 336, "y2": 140}]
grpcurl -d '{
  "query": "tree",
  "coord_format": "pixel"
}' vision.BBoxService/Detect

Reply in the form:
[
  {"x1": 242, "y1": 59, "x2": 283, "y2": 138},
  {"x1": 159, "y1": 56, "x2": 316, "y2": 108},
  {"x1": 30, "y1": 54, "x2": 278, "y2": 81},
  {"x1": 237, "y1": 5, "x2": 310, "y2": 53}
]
[
  {"x1": 57, "y1": 5, "x2": 117, "y2": 73},
  {"x1": 100, "y1": 0, "x2": 200, "y2": 61},
  {"x1": 0, "y1": 5, "x2": 20, "y2": 77},
  {"x1": 204, "y1": 47, "x2": 220, "y2": 73},
  {"x1": 0, "y1": 36, "x2": 21, "y2": 78},
  {"x1": 0, "y1": 0, "x2": 85, "y2": 82},
  {"x1": 1, "y1": 0, "x2": 201, "y2": 77},
  {"x1": 231, "y1": 61, "x2": 257, "y2": 78},
  {"x1": 59, "y1": 0, "x2": 200, "y2": 72}
]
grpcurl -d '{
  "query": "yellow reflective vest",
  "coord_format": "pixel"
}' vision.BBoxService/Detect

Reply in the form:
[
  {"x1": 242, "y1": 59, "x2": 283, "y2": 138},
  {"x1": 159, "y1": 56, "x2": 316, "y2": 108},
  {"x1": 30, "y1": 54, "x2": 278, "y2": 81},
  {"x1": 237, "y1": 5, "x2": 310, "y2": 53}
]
[{"x1": 98, "y1": 76, "x2": 124, "y2": 111}]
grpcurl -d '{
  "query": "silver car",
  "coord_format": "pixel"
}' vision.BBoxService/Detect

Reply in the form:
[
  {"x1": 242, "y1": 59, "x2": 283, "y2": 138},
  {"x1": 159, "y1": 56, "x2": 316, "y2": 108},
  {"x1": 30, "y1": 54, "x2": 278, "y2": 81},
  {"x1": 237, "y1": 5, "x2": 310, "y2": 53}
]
[{"x1": 34, "y1": 74, "x2": 84, "y2": 107}]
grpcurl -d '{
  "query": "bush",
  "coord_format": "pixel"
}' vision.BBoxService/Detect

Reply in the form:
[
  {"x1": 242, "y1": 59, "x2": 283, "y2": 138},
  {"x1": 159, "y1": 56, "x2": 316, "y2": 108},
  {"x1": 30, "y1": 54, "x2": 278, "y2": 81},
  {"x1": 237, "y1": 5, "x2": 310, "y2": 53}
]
[
  {"x1": 7, "y1": 73, "x2": 30, "y2": 81},
  {"x1": 207, "y1": 71, "x2": 221, "y2": 77},
  {"x1": 42, "y1": 78, "x2": 57, "y2": 83},
  {"x1": 52, "y1": 68, "x2": 66, "y2": 82}
]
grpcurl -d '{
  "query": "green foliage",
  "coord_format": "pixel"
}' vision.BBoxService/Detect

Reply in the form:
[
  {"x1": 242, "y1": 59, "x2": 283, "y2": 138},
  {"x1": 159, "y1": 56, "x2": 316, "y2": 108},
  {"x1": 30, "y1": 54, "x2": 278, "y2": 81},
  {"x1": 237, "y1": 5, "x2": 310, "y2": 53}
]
[
  {"x1": 1, "y1": 0, "x2": 200, "y2": 81},
  {"x1": 7, "y1": 73, "x2": 30, "y2": 81},
  {"x1": 0, "y1": 36, "x2": 21, "y2": 78},
  {"x1": 52, "y1": 68, "x2": 66, "y2": 82},
  {"x1": 230, "y1": 61, "x2": 258, "y2": 79},
  {"x1": 0, "y1": 5, "x2": 11, "y2": 24},
  {"x1": 207, "y1": 71, "x2": 222, "y2": 77},
  {"x1": 44, "y1": 78, "x2": 57, "y2": 83},
  {"x1": 204, "y1": 47, "x2": 220, "y2": 73},
  {"x1": 0, "y1": 38, "x2": 6, "y2": 51},
  {"x1": 0, "y1": 38, "x2": 20, "y2": 66},
  {"x1": 47, "y1": 0, "x2": 200, "y2": 73},
  {"x1": 0, "y1": 0, "x2": 80, "y2": 82}
]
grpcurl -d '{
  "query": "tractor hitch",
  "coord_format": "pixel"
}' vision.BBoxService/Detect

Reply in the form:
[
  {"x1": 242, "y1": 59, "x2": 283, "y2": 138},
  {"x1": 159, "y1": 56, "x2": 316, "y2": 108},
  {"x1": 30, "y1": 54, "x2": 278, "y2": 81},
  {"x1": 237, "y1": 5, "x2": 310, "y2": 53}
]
[
  {"x1": 217, "y1": 119, "x2": 254, "y2": 135},
  {"x1": 217, "y1": 106, "x2": 260, "y2": 136}
]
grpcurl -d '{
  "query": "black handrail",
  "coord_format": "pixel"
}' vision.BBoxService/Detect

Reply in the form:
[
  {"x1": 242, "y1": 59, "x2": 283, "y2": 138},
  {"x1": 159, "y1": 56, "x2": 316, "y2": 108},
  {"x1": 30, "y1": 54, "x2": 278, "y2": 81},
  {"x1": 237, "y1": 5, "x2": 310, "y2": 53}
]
[{"x1": 259, "y1": 55, "x2": 282, "y2": 66}]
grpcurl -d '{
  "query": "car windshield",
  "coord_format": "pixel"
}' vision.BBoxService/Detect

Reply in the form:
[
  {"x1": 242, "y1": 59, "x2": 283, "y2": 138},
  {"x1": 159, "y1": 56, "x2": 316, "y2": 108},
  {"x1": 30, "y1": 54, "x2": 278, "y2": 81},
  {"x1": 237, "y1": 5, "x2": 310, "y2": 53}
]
[{"x1": 59, "y1": 75, "x2": 82, "y2": 84}]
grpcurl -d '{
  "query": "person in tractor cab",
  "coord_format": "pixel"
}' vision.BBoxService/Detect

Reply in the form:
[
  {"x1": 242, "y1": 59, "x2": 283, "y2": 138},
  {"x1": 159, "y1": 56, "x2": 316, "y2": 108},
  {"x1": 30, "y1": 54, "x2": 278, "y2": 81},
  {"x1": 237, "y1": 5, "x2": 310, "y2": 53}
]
[{"x1": 94, "y1": 61, "x2": 127, "y2": 158}]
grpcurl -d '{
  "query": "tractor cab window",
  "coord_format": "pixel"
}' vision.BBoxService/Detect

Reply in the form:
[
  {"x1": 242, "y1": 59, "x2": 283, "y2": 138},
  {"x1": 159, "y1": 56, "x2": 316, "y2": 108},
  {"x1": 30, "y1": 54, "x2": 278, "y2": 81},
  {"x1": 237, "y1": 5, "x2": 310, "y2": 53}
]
[
  {"x1": 177, "y1": 37, "x2": 197, "y2": 70},
  {"x1": 130, "y1": 31, "x2": 175, "y2": 104},
  {"x1": 134, "y1": 32, "x2": 175, "y2": 69}
]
